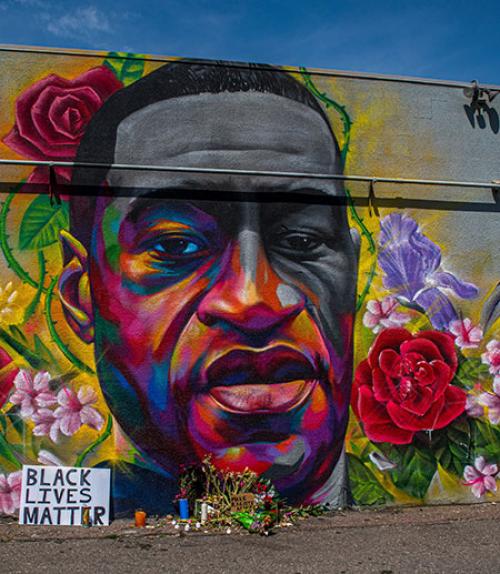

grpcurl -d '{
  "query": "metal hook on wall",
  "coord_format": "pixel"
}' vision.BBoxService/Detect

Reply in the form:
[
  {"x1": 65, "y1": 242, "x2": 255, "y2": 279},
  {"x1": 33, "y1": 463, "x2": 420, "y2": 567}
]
[
  {"x1": 48, "y1": 164, "x2": 61, "y2": 206},
  {"x1": 368, "y1": 179, "x2": 380, "y2": 217}
]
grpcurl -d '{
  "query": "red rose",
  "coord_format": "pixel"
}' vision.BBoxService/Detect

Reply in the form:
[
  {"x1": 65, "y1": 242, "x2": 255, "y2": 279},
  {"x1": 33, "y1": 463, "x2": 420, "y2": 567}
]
[
  {"x1": 0, "y1": 347, "x2": 19, "y2": 409},
  {"x1": 351, "y1": 328, "x2": 465, "y2": 445},
  {"x1": 3, "y1": 66, "x2": 122, "y2": 193}
]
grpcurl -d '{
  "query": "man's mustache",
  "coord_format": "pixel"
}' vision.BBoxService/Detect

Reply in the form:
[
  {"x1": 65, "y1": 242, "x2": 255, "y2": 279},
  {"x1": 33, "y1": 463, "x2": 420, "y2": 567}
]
[{"x1": 204, "y1": 345, "x2": 321, "y2": 388}]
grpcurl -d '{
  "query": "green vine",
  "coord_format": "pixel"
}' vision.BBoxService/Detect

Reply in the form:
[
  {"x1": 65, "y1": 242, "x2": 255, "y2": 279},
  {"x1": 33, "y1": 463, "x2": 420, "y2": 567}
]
[
  {"x1": 345, "y1": 188, "x2": 378, "y2": 311},
  {"x1": 23, "y1": 250, "x2": 46, "y2": 322},
  {"x1": 0, "y1": 188, "x2": 45, "y2": 291},
  {"x1": 300, "y1": 67, "x2": 353, "y2": 163},
  {"x1": 75, "y1": 414, "x2": 113, "y2": 467},
  {"x1": 300, "y1": 68, "x2": 377, "y2": 309},
  {"x1": 45, "y1": 275, "x2": 94, "y2": 375}
]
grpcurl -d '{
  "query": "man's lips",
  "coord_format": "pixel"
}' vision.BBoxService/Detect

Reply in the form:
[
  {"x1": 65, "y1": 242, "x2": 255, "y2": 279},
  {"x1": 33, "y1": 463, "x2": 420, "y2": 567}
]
[
  {"x1": 209, "y1": 380, "x2": 318, "y2": 414},
  {"x1": 203, "y1": 346, "x2": 320, "y2": 414}
]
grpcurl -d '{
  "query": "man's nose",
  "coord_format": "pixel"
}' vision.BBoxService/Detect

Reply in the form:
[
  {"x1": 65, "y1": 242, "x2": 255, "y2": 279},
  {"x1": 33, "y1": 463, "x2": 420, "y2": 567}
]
[{"x1": 197, "y1": 230, "x2": 305, "y2": 333}]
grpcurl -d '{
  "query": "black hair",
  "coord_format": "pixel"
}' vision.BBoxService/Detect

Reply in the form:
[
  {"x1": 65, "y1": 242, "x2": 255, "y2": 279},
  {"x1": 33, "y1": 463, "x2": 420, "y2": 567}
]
[{"x1": 70, "y1": 60, "x2": 341, "y2": 246}]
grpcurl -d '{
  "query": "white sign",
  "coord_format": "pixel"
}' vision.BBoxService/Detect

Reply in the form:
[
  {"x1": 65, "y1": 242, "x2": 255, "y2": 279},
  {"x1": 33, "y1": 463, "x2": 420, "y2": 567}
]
[{"x1": 19, "y1": 465, "x2": 111, "y2": 526}]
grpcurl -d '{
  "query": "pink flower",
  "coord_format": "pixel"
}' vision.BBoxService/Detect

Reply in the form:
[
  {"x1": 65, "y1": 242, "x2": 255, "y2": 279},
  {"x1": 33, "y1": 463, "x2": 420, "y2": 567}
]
[
  {"x1": 54, "y1": 386, "x2": 104, "y2": 436},
  {"x1": 9, "y1": 369, "x2": 57, "y2": 418},
  {"x1": 0, "y1": 471, "x2": 22, "y2": 515},
  {"x1": 465, "y1": 393, "x2": 484, "y2": 418},
  {"x1": 482, "y1": 340, "x2": 500, "y2": 377},
  {"x1": 362, "y1": 296, "x2": 410, "y2": 333},
  {"x1": 479, "y1": 378, "x2": 500, "y2": 425},
  {"x1": 32, "y1": 408, "x2": 61, "y2": 443},
  {"x1": 463, "y1": 456, "x2": 498, "y2": 498},
  {"x1": 448, "y1": 318, "x2": 483, "y2": 349}
]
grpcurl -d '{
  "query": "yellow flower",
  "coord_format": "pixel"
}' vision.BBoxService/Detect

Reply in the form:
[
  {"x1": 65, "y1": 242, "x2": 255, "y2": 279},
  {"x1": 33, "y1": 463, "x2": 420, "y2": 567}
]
[{"x1": 0, "y1": 282, "x2": 23, "y2": 325}]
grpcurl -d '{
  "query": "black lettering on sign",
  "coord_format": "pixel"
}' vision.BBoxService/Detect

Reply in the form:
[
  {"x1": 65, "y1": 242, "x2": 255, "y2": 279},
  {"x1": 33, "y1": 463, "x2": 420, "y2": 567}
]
[
  {"x1": 93, "y1": 506, "x2": 105, "y2": 526},
  {"x1": 80, "y1": 488, "x2": 91, "y2": 503},
  {"x1": 80, "y1": 470, "x2": 91, "y2": 486},
  {"x1": 67, "y1": 488, "x2": 77, "y2": 504},
  {"x1": 23, "y1": 507, "x2": 39, "y2": 524},
  {"x1": 26, "y1": 467, "x2": 38, "y2": 486},
  {"x1": 40, "y1": 507, "x2": 53, "y2": 525},
  {"x1": 25, "y1": 488, "x2": 36, "y2": 504},
  {"x1": 54, "y1": 468, "x2": 65, "y2": 486},
  {"x1": 53, "y1": 488, "x2": 64, "y2": 505},
  {"x1": 40, "y1": 468, "x2": 50, "y2": 486},
  {"x1": 40, "y1": 488, "x2": 51, "y2": 504},
  {"x1": 53, "y1": 507, "x2": 64, "y2": 523},
  {"x1": 68, "y1": 506, "x2": 79, "y2": 525},
  {"x1": 66, "y1": 469, "x2": 77, "y2": 486}
]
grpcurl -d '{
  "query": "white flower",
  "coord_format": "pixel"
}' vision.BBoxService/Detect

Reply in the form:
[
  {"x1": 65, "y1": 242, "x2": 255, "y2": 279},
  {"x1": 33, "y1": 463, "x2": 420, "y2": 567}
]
[
  {"x1": 449, "y1": 318, "x2": 483, "y2": 349},
  {"x1": 482, "y1": 340, "x2": 500, "y2": 376},
  {"x1": 363, "y1": 296, "x2": 410, "y2": 333},
  {"x1": 10, "y1": 370, "x2": 57, "y2": 419},
  {"x1": 463, "y1": 456, "x2": 498, "y2": 498},
  {"x1": 54, "y1": 386, "x2": 104, "y2": 436}
]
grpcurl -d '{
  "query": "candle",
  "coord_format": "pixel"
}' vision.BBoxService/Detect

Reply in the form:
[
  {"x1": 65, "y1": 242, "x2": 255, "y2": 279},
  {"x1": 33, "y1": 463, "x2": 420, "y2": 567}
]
[
  {"x1": 179, "y1": 498, "x2": 189, "y2": 520},
  {"x1": 81, "y1": 506, "x2": 91, "y2": 528},
  {"x1": 200, "y1": 502, "x2": 208, "y2": 524},
  {"x1": 135, "y1": 509, "x2": 147, "y2": 527}
]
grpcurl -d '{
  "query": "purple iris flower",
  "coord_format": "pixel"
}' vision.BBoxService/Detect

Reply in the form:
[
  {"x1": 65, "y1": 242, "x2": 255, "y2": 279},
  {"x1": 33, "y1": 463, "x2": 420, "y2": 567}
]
[{"x1": 378, "y1": 213, "x2": 479, "y2": 330}]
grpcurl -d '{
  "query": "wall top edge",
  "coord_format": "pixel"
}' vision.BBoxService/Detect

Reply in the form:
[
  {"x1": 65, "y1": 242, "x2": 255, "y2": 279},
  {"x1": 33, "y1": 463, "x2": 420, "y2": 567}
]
[{"x1": 0, "y1": 43, "x2": 498, "y2": 91}]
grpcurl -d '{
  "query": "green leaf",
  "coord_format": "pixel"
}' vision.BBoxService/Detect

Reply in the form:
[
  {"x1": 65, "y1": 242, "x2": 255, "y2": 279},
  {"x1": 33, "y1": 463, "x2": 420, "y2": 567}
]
[
  {"x1": 387, "y1": 445, "x2": 437, "y2": 499},
  {"x1": 8, "y1": 324, "x2": 27, "y2": 342},
  {"x1": 19, "y1": 195, "x2": 69, "y2": 250},
  {"x1": 454, "y1": 358, "x2": 490, "y2": 389},
  {"x1": 33, "y1": 334, "x2": 58, "y2": 367},
  {"x1": 347, "y1": 453, "x2": 393, "y2": 506},
  {"x1": 470, "y1": 419, "x2": 500, "y2": 461},
  {"x1": 0, "y1": 431, "x2": 21, "y2": 468},
  {"x1": 427, "y1": 419, "x2": 472, "y2": 476},
  {"x1": 4, "y1": 410, "x2": 25, "y2": 438},
  {"x1": 103, "y1": 52, "x2": 145, "y2": 86}
]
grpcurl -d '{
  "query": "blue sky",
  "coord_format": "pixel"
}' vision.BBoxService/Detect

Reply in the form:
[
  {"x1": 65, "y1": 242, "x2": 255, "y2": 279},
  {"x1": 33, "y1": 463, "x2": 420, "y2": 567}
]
[{"x1": 0, "y1": 0, "x2": 498, "y2": 84}]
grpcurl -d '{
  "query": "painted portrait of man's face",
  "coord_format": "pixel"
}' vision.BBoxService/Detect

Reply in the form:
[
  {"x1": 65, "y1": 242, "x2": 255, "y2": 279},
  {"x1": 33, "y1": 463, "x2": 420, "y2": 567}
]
[{"x1": 59, "y1": 64, "x2": 359, "y2": 506}]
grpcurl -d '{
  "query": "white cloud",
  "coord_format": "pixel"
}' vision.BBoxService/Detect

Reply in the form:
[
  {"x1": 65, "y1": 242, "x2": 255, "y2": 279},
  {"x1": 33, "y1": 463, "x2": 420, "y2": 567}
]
[{"x1": 46, "y1": 5, "x2": 111, "y2": 39}]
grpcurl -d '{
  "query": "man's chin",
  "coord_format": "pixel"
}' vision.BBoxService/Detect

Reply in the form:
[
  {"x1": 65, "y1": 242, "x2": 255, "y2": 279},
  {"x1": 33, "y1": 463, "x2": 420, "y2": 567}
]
[{"x1": 190, "y1": 432, "x2": 340, "y2": 505}]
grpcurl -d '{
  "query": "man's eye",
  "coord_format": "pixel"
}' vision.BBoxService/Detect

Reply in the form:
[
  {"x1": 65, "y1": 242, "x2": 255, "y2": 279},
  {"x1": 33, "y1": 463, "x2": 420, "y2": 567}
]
[
  {"x1": 149, "y1": 235, "x2": 207, "y2": 260},
  {"x1": 275, "y1": 233, "x2": 322, "y2": 252}
]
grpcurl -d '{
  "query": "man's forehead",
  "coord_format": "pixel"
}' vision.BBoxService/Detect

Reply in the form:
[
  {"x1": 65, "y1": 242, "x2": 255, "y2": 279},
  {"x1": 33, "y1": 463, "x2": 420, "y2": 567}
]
[{"x1": 107, "y1": 91, "x2": 340, "y2": 190}]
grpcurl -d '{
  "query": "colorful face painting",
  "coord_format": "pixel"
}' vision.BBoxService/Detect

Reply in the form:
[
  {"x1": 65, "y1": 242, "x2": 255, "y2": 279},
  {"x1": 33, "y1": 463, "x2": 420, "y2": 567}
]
[{"x1": 0, "y1": 48, "x2": 499, "y2": 516}]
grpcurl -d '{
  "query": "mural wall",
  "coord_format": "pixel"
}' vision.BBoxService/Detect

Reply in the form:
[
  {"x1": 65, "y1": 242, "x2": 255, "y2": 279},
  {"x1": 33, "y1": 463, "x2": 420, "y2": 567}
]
[{"x1": 0, "y1": 47, "x2": 498, "y2": 516}]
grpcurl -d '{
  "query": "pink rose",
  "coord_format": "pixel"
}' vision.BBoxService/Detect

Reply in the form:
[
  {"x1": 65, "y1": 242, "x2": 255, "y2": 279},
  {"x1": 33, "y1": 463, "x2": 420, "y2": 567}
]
[{"x1": 3, "y1": 66, "x2": 122, "y2": 197}]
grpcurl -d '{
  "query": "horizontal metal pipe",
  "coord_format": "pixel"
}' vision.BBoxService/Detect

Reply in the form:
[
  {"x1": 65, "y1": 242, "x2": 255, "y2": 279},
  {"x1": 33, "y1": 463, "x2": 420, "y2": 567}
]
[
  {"x1": 1, "y1": 44, "x2": 499, "y2": 91},
  {"x1": 0, "y1": 158, "x2": 499, "y2": 191}
]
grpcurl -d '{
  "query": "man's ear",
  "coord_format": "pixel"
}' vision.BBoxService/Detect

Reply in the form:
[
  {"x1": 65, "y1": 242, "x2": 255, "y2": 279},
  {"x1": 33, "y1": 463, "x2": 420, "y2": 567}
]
[{"x1": 58, "y1": 230, "x2": 94, "y2": 343}]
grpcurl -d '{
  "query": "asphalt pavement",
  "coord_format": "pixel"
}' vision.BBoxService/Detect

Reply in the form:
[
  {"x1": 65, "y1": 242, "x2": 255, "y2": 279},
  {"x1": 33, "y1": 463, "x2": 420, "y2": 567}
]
[{"x1": 0, "y1": 503, "x2": 498, "y2": 573}]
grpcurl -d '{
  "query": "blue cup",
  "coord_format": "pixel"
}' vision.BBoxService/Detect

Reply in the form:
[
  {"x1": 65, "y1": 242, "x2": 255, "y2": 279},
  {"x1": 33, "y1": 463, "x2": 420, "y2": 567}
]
[{"x1": 179, "y1": 498, "x2": 189, "y2": 520}]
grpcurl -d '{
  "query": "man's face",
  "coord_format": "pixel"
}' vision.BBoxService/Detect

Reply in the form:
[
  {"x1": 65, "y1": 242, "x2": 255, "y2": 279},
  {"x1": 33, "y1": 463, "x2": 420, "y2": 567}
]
[{"x1": 76, "y1": 91, "x2": 358, "y2": 504}]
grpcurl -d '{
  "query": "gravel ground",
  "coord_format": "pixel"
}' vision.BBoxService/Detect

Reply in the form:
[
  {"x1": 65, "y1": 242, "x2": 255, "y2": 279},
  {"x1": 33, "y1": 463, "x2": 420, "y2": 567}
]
[{"x1": 0, "y1": 503, "x2": 499, "y2": 573}]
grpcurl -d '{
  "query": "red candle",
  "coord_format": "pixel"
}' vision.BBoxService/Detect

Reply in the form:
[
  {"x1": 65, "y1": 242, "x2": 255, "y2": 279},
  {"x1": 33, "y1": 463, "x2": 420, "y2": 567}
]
[{"x1": 135, "y1": 510, "x2": 146, "y2": 527}]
